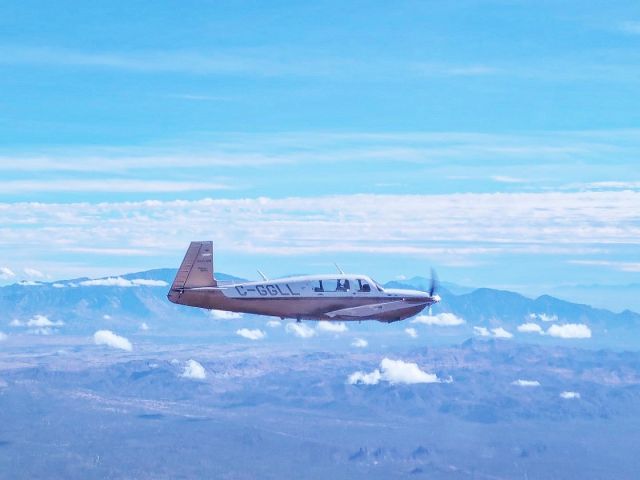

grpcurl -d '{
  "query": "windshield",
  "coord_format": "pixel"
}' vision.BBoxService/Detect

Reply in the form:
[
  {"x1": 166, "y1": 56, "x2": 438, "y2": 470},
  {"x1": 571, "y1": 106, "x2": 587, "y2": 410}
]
[{"x1": 370, "y1": 278, "x2": 384, "y2": 292}]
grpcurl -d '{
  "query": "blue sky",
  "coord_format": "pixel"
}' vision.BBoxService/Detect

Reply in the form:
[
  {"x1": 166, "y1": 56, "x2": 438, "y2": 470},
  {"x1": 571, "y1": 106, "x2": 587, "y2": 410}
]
[{"x1": 1, "y1": 1, "x2": 639, "y2": 298}]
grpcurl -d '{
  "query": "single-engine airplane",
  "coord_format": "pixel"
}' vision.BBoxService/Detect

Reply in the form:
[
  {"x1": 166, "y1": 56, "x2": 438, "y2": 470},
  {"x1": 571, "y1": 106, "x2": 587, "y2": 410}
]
[{"x1": 167, "y1": 241, "x2": 440, "y2": 323}]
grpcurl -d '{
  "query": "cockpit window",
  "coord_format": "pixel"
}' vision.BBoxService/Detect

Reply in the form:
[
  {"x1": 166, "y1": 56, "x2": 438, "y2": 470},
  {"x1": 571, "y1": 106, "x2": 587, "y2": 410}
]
[
  {"x1": 357, "y1": 279, "x2": 371, "y2": 292},
  {"x1": 336, "y1": 279, "x2": 350, "y2": 291}
]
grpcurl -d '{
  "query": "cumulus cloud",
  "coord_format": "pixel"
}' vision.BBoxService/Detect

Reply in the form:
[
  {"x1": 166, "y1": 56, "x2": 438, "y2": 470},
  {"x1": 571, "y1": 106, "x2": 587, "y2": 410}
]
[
  {"x1": 491, "y1": 327, "x2": 513, "y2": 339},
  {"x1": 405, "y1": 327, "x2": 418, "y2": 338},
  {"x1": 316, "y1": 321, "x2": 348, "y2": 333},
  {"x1": 351, "y1": 338, "x2": 368, "y2": 348},
  {"x1": 474, "y1": 326, "x2": 512, "y2": 338},
  {"x1": 560, "y1": 391, "x2": 581, "y2": 400},
  {"x1": 236, "y1": 328, "x2": 266, "y2": 340},
  {"x1": 473, "y1": 326, "x2": 491, "y2": 337},
  {"x1": 93, "y1": 330, "x2": 133, "y2": 351},
  {"x1": 546, "y1": 323, "x2": 592, "y2": 339},
  {"x1": 139, "y1": 322, "x2": 150, "y2": 331},
  {"x1": 0, "y1": 331, "x2": 7, "y2": 341},
  {"x1": 209, "y1": 309, "x2": 242, "y2": 320},
  {"x1": 103, "y1": 314, "x2": 112, "y2": 320},
  {"x1": 266, "y1": 320, "x2": 282, "y2": 328},
  {"x1": 18, "y1": 280, "x2": 41, "y2": 286},
  {"x1": 52, "y1": 283, "x2": 65, "y2": 288},
  {"x1": 512, "y1": 379, "x2": 541, "y2": 387},
  {"x1": 412, "y1": 312, "x2": 465, "y2": 326},
  {"x1": 517, "y1": 322, "x2": 543, "y2": 334},
  {"x1": 528, "y1": 313, "x2": 557, "y2": 322},
  {"x1": 27, "y1": 315, "x2": 64, "y2": 327},
  {"x1": 0, "y1": 267, "x2": 15, "y2": 279},
  {"x1": 348, "y1": 358, "x2": 443, "y2": 386},
  {"x1": 285, "y1": 322, "x2": 316, "y2": 338},
  {"x1": 79, "y1": 277, "x2": 168, "y2": 287},
  {"x1": 24, "y1": 267, "x2": 45, "y2": 278},
  {"x1": 181, "y1": 359, "x2": 206, "y2": 380},
  {"x1": 348, "y1": 369, "x2": 382, "y2": 385}
]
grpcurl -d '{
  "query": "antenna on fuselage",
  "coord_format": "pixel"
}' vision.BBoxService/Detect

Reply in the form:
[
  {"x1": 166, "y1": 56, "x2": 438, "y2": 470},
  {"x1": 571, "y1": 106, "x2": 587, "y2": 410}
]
[
  {"x1": 257, "y1": 269, "x2": 268, "y2": 281},
  {"x1": 334, "y1": 263, "x2": 345, "y2": 275}
]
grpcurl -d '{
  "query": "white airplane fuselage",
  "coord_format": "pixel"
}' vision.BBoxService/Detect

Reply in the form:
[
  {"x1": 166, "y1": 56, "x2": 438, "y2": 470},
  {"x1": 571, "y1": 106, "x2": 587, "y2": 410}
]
[{"x1": 168, "y1": 241, "x2": 439, "y2": 323}]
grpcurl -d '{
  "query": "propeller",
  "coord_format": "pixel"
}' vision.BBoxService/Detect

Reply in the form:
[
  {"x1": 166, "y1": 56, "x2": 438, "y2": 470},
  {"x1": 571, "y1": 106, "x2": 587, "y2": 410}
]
[{"x1": 428, "y1": 268, "x2": 440, "y2": 315}]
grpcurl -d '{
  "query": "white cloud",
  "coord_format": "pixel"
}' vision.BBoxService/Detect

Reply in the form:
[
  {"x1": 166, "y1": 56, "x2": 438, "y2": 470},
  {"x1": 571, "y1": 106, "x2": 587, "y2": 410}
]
[
  {"x1": 236, "y1": 328, "x2": 266, "y2": 340},
  {"x1": 351, "y1": 338, "x2": 368, "y2": 348},
  {"x1": 52, "y1": 283, "x2": 65, "y2": 288},
  {"x1": 130, "y1": 279, "x2": 168, "y2": 286},
  {"x1": 139, "y1": 322, "x2": 149, "y2": 331},
  {"x1": 412, "y1": 312, "x2": 465, "y2": 326},
  {"x1": 473, "y1": 326, "x2": 491, "y2": 337},
  {"x1": 181, "y1": 359, "x2": 206, "y2": 380},
  {"x1": 266, "y1": 320, "x2": 282, "y2": 328},
  {"x1": 285, "y1": 322, "x2": 316, "y2": 338},
  {"x1": 2, "y1": 189, "x2": 640, "y2": 280},
  {"x1": 28, "y1": 327, "x2": 54, "y2": 335},
  {"x1": 26, "y1": 315, "x2": 64, "y2": 327},
  {"x1": 568, "y1": 260, "x2": 640, "y2": 273},
  {"x1": 405, "y1": 327, "x2": 418, "y2": 338},
  {"x1": 348, "y1": 369, "x2": 382, "y2": 385},
  {"x1": 512, "y1": 379, "x2": 541, "y2": 387},
  {"x1": 209, "y1": 309, "x2": 242, "y2": 320},
  {"x1": 395, "y1": 274, "x2": 407, "y2": 280},
  {"x1": 473, "y1": 325, "x2": 513, "y2": 338},
  {"x1": 546, "y1": 323, "x2": 592, "y2": 339},
  {"x1": 0, "y1": 179, "x2": 230, "y2": 194},
  {"x1": 528, "y1": 313, "x2": 558, "y2": 322},
  {"x1": 491, "y1": 175, "x2": 525, "y2": 184},
  {"x1": 0, "y1": 331, "x2": 7, "y2": 341},
  {"x1": 93, "y1": 330, "x2": 133, "y2": 351},
  {"x1": 79, "y1": 277, "x2": 167, "y2": 287},
  {"x1": 24, "y1": 267, "x2": 44, "y2": 278},
  {"x1": 103, "y1": 314, "x2": 112, "y2": 320},
  {"x1": 560, "y1": 391, "x2": 581, "y2": 400},
  {"x1": 18, "y1": 281, "x2": 42, "y2": 286},
  {"x1": 348, "y1": 358, "x2": 443, "y2": 386},
  {"x1": 491, "y1": 327, "x2": 513, "y2": 339},
  {"x1": 0, "y1": 267, "x2": 15, "y2": 279},
  {"x1": 517, "y1": 322, "x2": 543, "y2": 334},
  {"x1": 316, "y1": 321, "x2": 348, "y2": 333}
]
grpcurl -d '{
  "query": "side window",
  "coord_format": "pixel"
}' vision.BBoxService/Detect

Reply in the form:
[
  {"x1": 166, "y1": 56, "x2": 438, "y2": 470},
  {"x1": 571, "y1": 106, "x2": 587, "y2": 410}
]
[
  {"x1": 358, "y1": 279, "x2": 371, "y2": 293},
  {"x1": 336, "y1": 279, "x2": 350, "y2": 292},
  {"x1": 323, "y1": 279, "x2": 337, "y2": 292},
  {"x1": 313, "y1": 280, "x2": 324, "y2": 292}
]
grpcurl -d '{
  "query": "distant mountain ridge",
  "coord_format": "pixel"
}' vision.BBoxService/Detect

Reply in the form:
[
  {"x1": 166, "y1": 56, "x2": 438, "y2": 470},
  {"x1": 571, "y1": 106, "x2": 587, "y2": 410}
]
[{"x1": 1, "y1": 269, "x2": 639, "y2": 348}]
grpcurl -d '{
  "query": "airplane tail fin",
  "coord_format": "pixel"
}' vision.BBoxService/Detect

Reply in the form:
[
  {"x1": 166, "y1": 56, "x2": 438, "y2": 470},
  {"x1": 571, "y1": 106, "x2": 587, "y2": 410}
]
[{"x1": 170, "y1": 241, "x2": 217, "y2": 292}]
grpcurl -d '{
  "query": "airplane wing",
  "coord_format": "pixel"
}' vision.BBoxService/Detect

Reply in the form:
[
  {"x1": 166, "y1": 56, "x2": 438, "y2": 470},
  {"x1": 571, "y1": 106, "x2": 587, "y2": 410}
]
[{"x1": 325, "y1": 300, "x2": 421, "y2": 318}]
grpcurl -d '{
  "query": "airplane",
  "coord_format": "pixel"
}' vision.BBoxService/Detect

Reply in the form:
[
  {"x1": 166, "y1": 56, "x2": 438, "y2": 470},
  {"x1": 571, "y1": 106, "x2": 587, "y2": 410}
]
[{"x1": 167, "y1": 241, "x2": 440, "y2": 323}]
